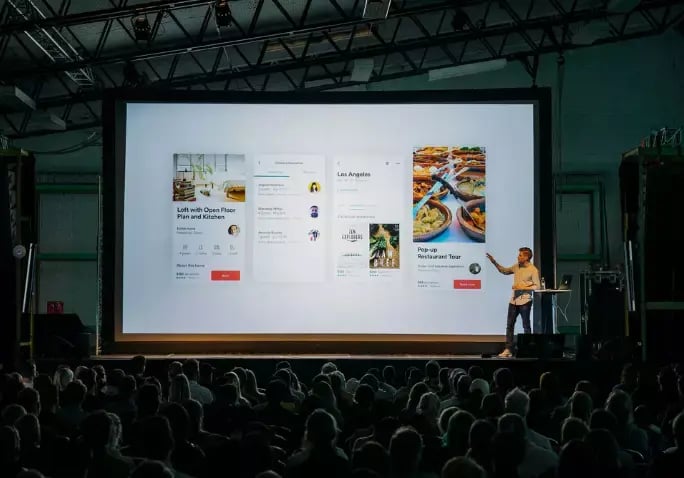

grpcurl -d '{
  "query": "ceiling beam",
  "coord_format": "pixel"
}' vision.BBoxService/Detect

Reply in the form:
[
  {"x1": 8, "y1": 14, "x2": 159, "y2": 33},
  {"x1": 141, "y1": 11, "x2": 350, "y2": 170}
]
[
  {"x1": 0, "y1": 1, "x2": 484, "y2": 80},
  {"x1": 0, "y1": 0, "x2": 213, "y2": 35},
  {"x1": 29, "y1": 4, "x2": 673, "y2": 111}
]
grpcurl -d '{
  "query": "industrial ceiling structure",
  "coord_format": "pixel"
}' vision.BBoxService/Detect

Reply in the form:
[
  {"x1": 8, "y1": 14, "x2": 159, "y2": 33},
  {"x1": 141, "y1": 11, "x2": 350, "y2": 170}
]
[{"x1": 0, "y1": 0, "x2": 682, "y2": 138}]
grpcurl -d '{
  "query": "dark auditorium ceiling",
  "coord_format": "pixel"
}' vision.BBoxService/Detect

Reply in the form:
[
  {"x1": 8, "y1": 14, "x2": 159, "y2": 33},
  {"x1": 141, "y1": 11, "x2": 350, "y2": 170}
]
[{"x1": 0, "y1": 0, "x2": 683, "y2": 138}]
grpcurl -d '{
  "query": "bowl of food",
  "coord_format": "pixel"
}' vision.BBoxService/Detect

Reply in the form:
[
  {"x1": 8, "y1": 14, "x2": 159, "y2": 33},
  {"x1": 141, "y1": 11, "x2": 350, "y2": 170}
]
[
  {"x1": 455, "y1": 177, "x2": 486, "y2": 201},
  {"x1": 414, "y1": 146, "x2": 450, "y2": 161},
  {"x1": 456, "y1": 198, "x2": 486, "y2": 242},
  {"x1": 413, "y1": 177, "x2": 448, "y2": 202},
  {"x1": 413, "y1": 199, "x2": 452, "y2": 242}
]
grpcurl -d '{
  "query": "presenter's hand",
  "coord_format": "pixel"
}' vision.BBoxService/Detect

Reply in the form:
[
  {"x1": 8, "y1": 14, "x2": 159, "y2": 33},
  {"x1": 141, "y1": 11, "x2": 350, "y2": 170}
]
[{"x1": 486, "y1": 253, "x2": 496, "y2": 264}]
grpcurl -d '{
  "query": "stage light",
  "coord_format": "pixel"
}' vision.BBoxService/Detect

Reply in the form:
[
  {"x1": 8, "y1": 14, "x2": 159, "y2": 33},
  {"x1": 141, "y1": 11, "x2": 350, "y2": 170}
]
[
  {"x1": 451, "y1": 9, "x2": 470, "y2": 31},
  {"x1": 132, "y1": 15, "x2": 150, "y2": 41},
  {"x1": 428, "y1": 58, "x2": 508, "y2": 81},
  {"x1": 362, "y1": 0, "x2": 392, "y2": 20},
  {"x1": 215, "y1": 1, "x2": 232, "y2": 27}
]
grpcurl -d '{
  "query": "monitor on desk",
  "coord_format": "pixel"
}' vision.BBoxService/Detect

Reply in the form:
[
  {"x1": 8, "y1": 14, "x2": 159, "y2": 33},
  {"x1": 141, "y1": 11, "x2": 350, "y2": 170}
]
[{"x1": 558, "y1": 274, "x2": 573, "y2": 290}]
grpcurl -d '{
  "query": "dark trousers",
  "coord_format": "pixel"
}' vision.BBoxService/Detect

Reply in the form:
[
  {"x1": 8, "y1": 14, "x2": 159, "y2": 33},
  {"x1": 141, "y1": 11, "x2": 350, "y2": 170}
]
[{"x1": 506, "y1": 302, "x2": 532, "y2": 349}]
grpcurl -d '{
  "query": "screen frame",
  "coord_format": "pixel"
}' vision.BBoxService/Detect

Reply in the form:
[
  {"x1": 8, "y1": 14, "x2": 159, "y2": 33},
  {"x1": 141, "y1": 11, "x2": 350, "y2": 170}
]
[{"x1": 102, "y1": 88, "x2": 554, "y2": 355}]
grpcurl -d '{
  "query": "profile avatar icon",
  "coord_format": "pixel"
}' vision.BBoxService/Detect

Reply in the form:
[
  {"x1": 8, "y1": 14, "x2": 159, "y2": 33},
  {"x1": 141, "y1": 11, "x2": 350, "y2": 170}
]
[
  {"x1": 469, "y1": 263, "x2": 481, "y2": 275},
  {"x1": 228, "y1": 225, "x2": 240, "y2": 236},
  {"x1": 308, "y1": 181, "x2": 321, "y2": 193},
  {"x1": 310, "y1": 205, "x2": 319, "y2": 218},
  {"x1": 309, "y1": 229, "x2": 320, "y2": 242}
]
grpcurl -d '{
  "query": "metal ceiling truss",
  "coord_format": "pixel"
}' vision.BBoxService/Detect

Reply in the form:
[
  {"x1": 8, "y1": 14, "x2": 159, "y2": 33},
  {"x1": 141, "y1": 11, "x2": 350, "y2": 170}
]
[
  {"x1": 1, "y1": 0, "x2": 683, "y2": 138},
  {"x1": 5, "y1": 0, "x2": 95, "y2": 86}
]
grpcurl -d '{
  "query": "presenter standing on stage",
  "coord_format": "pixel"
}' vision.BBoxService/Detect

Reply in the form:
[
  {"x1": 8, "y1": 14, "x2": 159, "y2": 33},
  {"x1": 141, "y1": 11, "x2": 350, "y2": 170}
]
[{"x1": 486, "y1": 247, "x2": 540, "y2": 358}]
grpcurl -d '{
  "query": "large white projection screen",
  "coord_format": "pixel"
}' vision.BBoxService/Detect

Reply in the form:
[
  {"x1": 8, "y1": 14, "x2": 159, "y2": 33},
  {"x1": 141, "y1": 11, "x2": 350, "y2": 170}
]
[{"x1": 115, "y1": 97, "x2": 543, "y2": 341}]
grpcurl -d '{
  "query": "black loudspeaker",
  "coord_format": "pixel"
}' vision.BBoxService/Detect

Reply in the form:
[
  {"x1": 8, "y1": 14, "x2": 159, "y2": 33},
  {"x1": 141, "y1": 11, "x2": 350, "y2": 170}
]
[
  {"x1": 33, "y1": 314, "x2": 90, "y2": 360},
  {"x1": 516, "y1": 334, "x2": 564, "y2": 359},
  {"x1": 587, "y1": 280, "x2": 625, "y2": 339},
  {"x1": 0, "y1": 152, "x2": 36, "y2": 370},
  {"x1": 575, "y1": 335, "x2": 593, "y2": 361}
]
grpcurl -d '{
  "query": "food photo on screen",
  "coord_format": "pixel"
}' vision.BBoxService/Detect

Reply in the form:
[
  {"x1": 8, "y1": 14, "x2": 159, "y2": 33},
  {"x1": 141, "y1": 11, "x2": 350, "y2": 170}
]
[{"x1": 412, "y1": 145, "x2": 486, "y2": 243}]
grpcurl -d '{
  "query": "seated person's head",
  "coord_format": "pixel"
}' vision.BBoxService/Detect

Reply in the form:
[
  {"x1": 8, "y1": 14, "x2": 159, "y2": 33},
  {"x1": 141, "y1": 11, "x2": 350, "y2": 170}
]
[
  {"x1": 425, "y1": 360, "x2": 440, "y2": 380},
  {"x1": 81, "y1": 410, "x2": 113, "y2": 450},
  {"x1": 445, "y1": 410, "x2": 476, "y2": 452},
  {"x1": 605, "y1": 390, "x2": 633, "y2": 426},
  {"x1": 137, "y1": 383, "x2": 161, "y2": 417},
  {"x1": 181, "y1": 399, "x2": 203, "y2": 436},
  {"x1": 139, "y1": 416, "x2": 175, "y2": 461},
  {"x1": 354, "y1": 384, "x2": 375, "y2": 409},
  {"x1": 634, "y1": 405, "x2": 653, "y2": 429},
  {"x1": 2, "y1": 404, "x2": 27, "y2": 426},
  {"x1": 589, "y1": 409, "x2": 618, "y2": 435},
  {"x1": 359, "y1": 374, "x2": 379, "y2": 392},
  {"x1": 265, "y1": 379, "x2": 288, "y2": 404},
  {"x1": 468, "y1": 419, "x2": 496, "y2": 456},
  {"x1": 561, "y1": 417, "x2": 589, "y2": 444},
  {"x1": 497, "y1": 413, "x2": 526, "y2": 441},
  {"x1": 182, "y1": 359, "x2": 200, "y2": 381},
  {"x1": 389, "y1": 427, "x2": 423, "y2": 475},
  {"x1": 62, "y1": 380, "x2": 87, "y2": 407},
  {"x1": 468, "y1": 366, "x2": 485, "y2": 380},
  {"x1": 493, "y1": 368, "x2": 513, "y2": 393},
  {"x1": 373, "y1": 417, "x2": 400, "y2": 449},
  {"x1": 304, "y1": 409, "x2": 338, "y2": 450},
  {"x1": 504, "y1": 387, "x2": 530, "y2": 418},
  {"x1": 159, "y1": 402, "x2": 191, "y2": 444},
  {"x1": 569, "y1": 391, "x2": 593, "y2": 422},
  {"x1": 417, "y1": 392, "x2": 440, "y2": 420},
  {"x1": 456, "y1": 374, "x2": 473, "y2": 398},
  {"x1": 16, "y1": 388, "x2": 40, "y2": 415},
  {"x1": 584, "y1": 429, "x2": 621, "y2": 473},
  {"x1": 15, "y1": 414, "x2": 40, "y2": 449},
  {"x1": 439, "y1": 407, "x2": 458, "y2": 434},
  {"x1": 441, "y1": 456, "x2": 485, "y2": 478},
  {"x1": 382, "y1": 365, "x2": 396, "y2": 384},
  {"x1": 353, "y1": 441, "x2": 389, "y2": 477},
  {"x1": 321, "y1": 362, "x2": 337, "y2": 374},
  {"x1": 0, "y1": 425, "x2": 20, "y2": 465},
  {"x1": 558, "y1": 440, "x2": 593, "y2": 478},
  {"x1": 481, "y1": 393, "x2": 504, "y2": 419},
  {"x1": 167, "y1": 361, "x2": 183, "y2": 379},
  {"x1": 131, "y1": 355, "x2": 146, "y2": 376}
]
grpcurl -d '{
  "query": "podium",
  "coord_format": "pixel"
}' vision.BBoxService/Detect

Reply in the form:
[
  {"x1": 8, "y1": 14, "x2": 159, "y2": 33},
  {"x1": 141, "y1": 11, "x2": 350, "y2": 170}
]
[{"x1": 534, "y1": 289, "x2": 572, "y2": 334}]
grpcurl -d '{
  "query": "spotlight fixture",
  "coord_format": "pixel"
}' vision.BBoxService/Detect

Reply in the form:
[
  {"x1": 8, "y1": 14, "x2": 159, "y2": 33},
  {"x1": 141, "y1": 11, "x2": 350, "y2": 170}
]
[
  {"x1": 132, "y1": 15, "x2": 150, "y2": 41},
  {"x1": 215, "y1": 1, "x2": 232, "y2": 27},
  {"x1": 362, "y1": 0, "x2": 392, "y2": 20},
  {"x1": 451, "y1": 8, "x2": 470, "y2": 31}
]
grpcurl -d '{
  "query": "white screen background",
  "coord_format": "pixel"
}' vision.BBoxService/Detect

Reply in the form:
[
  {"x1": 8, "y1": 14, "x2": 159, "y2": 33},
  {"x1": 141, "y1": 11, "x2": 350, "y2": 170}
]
[{"x1": 122, "y1": 102, "x2": 535, "y2": 335}]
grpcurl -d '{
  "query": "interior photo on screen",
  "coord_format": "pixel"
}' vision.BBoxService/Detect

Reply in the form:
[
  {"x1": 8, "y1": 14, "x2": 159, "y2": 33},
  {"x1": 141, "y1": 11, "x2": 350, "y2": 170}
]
[
  {"x1": 119, "y1": 100, "x2": 537, "y2": 337},
  {"x1": 173, "y1": 153, "x2": 246, "y2": 203}
]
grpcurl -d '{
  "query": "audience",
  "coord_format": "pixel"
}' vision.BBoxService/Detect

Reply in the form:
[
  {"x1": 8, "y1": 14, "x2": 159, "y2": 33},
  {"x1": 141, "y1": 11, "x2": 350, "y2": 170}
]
[{"x1": 2, "y1": 356, "x2": 684, "y2": 478}]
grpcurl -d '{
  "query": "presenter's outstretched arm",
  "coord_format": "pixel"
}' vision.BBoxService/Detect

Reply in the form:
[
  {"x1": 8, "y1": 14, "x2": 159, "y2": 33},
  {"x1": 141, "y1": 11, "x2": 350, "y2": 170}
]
[{"x1": 486, "y1": 253, "x2": 513, "y2": 275}]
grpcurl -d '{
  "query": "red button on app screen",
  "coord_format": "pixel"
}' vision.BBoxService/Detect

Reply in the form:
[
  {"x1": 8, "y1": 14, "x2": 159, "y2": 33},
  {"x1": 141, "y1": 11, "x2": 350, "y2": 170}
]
[
  {"x1": 211, "y1": 270, "x2": 241, "y2": 281},
  {"x1": 453, "y1": 279, "x2": 481, "y2": 289}
]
